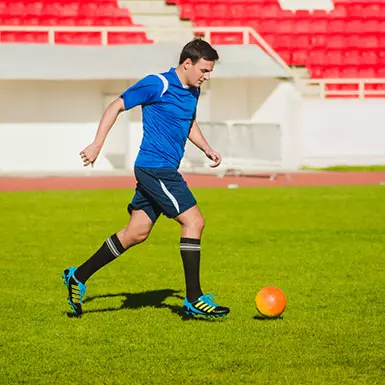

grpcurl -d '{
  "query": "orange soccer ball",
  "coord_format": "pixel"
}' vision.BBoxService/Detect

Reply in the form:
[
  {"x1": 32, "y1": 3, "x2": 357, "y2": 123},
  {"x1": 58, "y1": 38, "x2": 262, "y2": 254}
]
[{"x1": 255, "y1": 286, "x2": 287, "y2": 318}]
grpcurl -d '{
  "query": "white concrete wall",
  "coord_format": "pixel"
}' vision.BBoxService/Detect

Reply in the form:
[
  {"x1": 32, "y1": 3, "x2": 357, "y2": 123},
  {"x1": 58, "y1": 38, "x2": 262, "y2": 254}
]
[
  {"x1": 249, "y1": 80, "x2": 303, "y2": 169},
  {"x1": 301, "y1": 99, "x2": 385, "y2": 167},
  {"x1": 1, "y1": 78, "x2": 385, "y2": 174},
  {"x1": 0, "y1": 79, "x2": 135, "y2": 173},
  {"x1": 209, "y1": 79, "x2": 385, "y2": 169}
]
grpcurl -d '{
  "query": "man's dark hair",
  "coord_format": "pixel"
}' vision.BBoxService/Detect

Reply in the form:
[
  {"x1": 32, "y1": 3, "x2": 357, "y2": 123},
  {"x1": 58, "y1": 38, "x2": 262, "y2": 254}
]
[{"x1": 179, "y1": 38, "x2": 219, "y2": 65}]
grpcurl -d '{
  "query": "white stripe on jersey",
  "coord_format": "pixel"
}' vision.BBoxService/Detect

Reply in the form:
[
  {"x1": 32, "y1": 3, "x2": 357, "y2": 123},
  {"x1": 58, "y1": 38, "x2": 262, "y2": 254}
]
[{"x1": 154, "y1": 74, "x2": 169, "y2": 97}]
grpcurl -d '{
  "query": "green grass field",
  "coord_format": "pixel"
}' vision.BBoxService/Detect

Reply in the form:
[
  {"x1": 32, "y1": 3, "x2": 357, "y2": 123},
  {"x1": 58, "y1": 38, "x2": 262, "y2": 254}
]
[
  {"x1": 1, "y1": 186, "x2": 384, "y2": 384},
  {"x1": 302, "y1": 165, "x2": 385, "y2": 172}
]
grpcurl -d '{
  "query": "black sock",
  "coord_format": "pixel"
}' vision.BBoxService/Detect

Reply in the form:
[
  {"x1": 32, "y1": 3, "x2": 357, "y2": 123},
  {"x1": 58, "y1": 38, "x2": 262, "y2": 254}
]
[
  {"x1": 74, "y1": 234, "x2": 126, "y2": 284},
  {"x1": 180, "y1": 237, "x2": 203, "y2": 302}
]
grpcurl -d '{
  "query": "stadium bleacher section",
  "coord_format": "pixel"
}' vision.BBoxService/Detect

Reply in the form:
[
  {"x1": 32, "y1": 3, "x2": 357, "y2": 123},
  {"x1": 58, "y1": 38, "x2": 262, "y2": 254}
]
[
  {"x1": 0, "y1": 0, "x2": 152, "y2": 44},
  {"x1": 0, "y1": 0, "x2": 384, "y2": 84},
  {"x1": 170, "y1": 0, "x2": 385, "y2": 80}
]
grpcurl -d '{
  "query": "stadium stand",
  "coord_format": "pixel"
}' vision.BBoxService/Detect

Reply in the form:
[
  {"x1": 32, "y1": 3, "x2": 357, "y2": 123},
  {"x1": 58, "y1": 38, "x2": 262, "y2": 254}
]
[
  {"x1": 1, "y1": 0, "x2": 384, "y2": 78},
  {"x1": 170, "y1": 0, "x2": 385, "y2": 80},
  {"x1": 1, "y1": 0, "x2": 385, "y2": 97},
  {"x1": 0, "y1": 0, "x2": 152, "y2": 44}
]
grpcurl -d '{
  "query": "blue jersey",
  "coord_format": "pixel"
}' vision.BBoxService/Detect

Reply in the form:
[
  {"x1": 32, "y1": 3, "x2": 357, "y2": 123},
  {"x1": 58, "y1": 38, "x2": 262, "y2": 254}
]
[{"x1": 120, "y1": 68, "x2": 200, "y2": 168}]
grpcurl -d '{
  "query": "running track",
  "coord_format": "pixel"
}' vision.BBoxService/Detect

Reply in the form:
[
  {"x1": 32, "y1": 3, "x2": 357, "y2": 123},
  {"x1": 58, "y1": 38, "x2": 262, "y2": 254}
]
[{"x1": 1, "y1": 172, "x2": 385, "y2": 191}]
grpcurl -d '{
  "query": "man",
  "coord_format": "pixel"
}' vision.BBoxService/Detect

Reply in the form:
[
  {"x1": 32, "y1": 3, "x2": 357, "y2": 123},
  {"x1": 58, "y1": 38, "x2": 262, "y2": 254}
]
[{"x1": 62, "y1": 39, "x2": 230, "y2": 318}]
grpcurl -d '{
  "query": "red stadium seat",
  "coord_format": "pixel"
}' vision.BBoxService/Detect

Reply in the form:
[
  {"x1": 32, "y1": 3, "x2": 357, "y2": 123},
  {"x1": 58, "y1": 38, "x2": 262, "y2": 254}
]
[
  {"x1": 0, "y1": 30, "x2": 48, "y2": 43},
  {"x1": 55, "y1": 32, "x2": 102, "y2": 45},
  {"x1": 325, "y1": 50, "x2": 344, "y2": 66},
  {"x1": 275, "y1": 19, "x2": 295, "y2": 34},
  {"x1": 278, "y1": 49, "x2": 292, "y2": 63},
  {"x1": 331, "y1": 5, "x2": 347, "y2": 18},
  {"x1": 357, "y1": 67, "x2": 376, "y2": 78},
  {"x1": 291, "y1": 49, "x2": 309, "y2": 66},
  {"x1": 210, "y1": 32, "x2": 244, "y2": 45},
  {"x1": 212, "y1": 4, "x2": 230, "y2": 19},
  {"x1": 107, "y1": 32, "x2": 152, "y2": 44},
  {"x1": 308, "y1": 49, "x2": 326, "y2": 66},
  {"x1": 343, "y1": 50, "x2": 360, "y2": 65}
]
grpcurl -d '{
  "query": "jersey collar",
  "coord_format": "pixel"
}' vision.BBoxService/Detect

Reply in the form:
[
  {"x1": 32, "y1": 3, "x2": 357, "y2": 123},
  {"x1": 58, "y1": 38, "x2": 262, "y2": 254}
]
[{"x1": 169, "y1": 67, "x2": 190, "y2": 89}]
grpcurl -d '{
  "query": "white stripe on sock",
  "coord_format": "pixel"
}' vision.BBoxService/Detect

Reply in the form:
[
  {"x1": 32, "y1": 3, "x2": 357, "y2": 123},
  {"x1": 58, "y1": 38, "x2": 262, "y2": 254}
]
[
  {"x1": 180, "y1": 245, "x2": 201, "y2": 250},
  {"x1": 106, "y1": 238, "x2": 120, "y2": 258}
]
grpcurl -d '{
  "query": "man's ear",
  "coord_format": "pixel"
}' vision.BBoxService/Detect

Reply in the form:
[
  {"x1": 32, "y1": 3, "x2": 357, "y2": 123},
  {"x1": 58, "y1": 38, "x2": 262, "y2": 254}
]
[{"x1": 183, "y1": 58, "x2": 193, "y2": 70}]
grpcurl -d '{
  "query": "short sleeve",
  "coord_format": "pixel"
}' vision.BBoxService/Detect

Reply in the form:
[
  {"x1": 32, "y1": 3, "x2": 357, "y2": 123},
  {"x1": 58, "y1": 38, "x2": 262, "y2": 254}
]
[{"x1": 120, "y1": 75, "x2": 164, "y2": 110}]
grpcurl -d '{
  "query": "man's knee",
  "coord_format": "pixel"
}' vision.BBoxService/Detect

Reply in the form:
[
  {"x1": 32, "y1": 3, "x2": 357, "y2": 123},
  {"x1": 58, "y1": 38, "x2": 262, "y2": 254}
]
[
  {"x1": 118, "y1": 227, "x2": 150, "y2": 248},
  {"x1": 193, "y1": 215, "x2": 205, "y2": 232},
  {"x1": 180, "y1": 210, "x2": 205, "y2": 232},
  {"x1": 130, "y1": 230, "x2": 150, "y2": 245}
]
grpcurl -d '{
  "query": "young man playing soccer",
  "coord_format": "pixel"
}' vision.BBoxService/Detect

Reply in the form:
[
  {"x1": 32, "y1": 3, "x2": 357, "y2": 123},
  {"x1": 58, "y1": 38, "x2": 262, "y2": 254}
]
[{"x1": 62, "y1": 39, "x2": 230, "y2": 318}]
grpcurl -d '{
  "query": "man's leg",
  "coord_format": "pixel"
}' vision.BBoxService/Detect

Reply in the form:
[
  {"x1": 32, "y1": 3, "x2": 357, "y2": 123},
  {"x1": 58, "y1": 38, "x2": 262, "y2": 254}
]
[
  {"x1": 176, "y1": 205, "x2": 229, "y2": 317},
  {"x1": 63, "y1": 210, "x2": 154, "y2": 315},
  {"x1": 175, "y1": 205, "x2": 205, "y2": 302}
]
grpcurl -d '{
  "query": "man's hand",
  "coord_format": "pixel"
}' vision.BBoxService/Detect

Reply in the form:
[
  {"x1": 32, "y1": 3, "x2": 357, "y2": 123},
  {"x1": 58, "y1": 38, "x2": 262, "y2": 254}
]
[
  {"x1": 80, "y1": 143, "x2": 102, "y2": 167},
  {"x1": 205, "y1": 148, "x2": 222, "y2": 168}
]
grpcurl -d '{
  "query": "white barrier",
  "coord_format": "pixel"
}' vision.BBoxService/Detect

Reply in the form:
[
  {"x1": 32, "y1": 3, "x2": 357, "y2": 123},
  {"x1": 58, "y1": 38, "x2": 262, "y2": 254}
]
[{"x1": 180, "y1": 121, "x2": 282, "y2": 176}]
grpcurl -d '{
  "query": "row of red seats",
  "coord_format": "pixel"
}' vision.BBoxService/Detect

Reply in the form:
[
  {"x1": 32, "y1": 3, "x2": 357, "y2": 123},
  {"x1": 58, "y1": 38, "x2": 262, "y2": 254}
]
[
  {"x1": 0, "y1": 0, "x2": 150, "y2": 44},
  {"x1": 0, "y1": 4, "x2": 132, "y2": 17},
  {"x1": 0, "y1": 15, "x2": 135, "y2": 25},
  {"x1": 310, "y1": 66, "x2": 385, "y2": 79},
  {"x1": 204, "y1": 31, "x2": 385, "y2": 49},
  {"x1": 284, "y1": 49, "x2": 384, "y2": 65},
  {"x1": 326, "y1": 84, "x2": 385, "y2": 91},
  {"x1": 0, "y1": 1, "x2": 120, "y2": 11},
  {"x1": 271, "y1": 35, "x2": 384, "y2": 49},
  {"x1": 177, "y1": 0, "x2": 385, "y2": 78},
  {"x1": 181, "y1": 4, "x2": 385, "y2": 19},
  {"x1": 0, "y1": 30, "x2": 152, "y2": 44},
  {"x1": 172, "y1": 0, "x2": 279, "y2": 3},
  {"x1": 196, "y1": 18, "x2": 385, "y2": 34},
  {"x1": 176, "y1": 0, "x2": 382, "y2": 4}
]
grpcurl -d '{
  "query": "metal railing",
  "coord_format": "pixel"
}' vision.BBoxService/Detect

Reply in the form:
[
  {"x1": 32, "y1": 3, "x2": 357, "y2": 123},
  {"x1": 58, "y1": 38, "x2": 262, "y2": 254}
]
[{"x1": 302, "y1": 78, "x2": 385, "y2": 99}]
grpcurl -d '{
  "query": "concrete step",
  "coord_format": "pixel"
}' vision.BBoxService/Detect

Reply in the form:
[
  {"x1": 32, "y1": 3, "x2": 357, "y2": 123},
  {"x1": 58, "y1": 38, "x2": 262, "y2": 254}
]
[
  {"x1": 146, "y1": 28, "x2": 195, "y2": 43},
  {"x1": 132, "y1": 14, "x2": 185, "y2": 26},
  {"x1": 290, "y1": 66, "x2": 311, "y2": 79},
  {"x1": 119, "y1": 0, "x2": 178, "y2": 15},
  {"x1": 295, "y1": 80, "x2": 322, "y2": 96},
  {"x1": 119, "y1": 0, "x2": 194, "y2": 43},
  {"x1": 279, "y1": 0, "x2": 334, "y2": 11}
]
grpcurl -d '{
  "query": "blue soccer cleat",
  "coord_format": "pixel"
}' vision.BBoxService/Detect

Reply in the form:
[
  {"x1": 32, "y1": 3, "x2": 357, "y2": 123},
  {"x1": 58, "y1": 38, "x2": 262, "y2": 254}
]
[
  {"x1": 62, "y1": 267, "x2": 86, "y2": 316},
  {"x1": 183, "y1": 294, "x2": 230, "y2": 317}
]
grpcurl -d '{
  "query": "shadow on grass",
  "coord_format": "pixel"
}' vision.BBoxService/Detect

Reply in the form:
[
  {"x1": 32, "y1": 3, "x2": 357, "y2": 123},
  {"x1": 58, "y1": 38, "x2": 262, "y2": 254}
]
[
  {"x1": 253, "y1": 315, "x2": 284, "y2": 321},
  {"x1": 67, "y1": 289, "x2": 221, "y2": 322}
]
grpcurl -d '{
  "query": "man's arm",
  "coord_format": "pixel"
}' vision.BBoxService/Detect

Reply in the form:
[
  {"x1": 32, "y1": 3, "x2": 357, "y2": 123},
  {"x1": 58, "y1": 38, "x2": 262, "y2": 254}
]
[
  {"x1": 188, "y1": 120, "x2": 222, "y2": 168},
  {"x1": 80, "y1": 98, "x2": 125, "y2": 167}
]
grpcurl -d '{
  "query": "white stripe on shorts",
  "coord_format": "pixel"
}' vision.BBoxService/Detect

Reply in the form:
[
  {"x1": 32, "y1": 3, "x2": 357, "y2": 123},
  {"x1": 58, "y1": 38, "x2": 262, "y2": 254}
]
[{"x1": 159, "y1": 180, "x2": 180, "y2": 214}]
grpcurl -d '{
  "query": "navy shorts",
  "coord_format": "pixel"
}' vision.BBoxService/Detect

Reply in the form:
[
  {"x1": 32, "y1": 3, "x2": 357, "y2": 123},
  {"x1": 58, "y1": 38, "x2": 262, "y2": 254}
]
[{"x1": 128, "y1": 166, "x2": 197, "y2": 223}]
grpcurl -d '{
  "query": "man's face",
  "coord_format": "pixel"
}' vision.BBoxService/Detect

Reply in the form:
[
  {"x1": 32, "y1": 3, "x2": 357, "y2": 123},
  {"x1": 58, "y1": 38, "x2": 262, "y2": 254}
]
[{"x1": 185, "y1": 58, "x2": 215, "y2": 87}]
